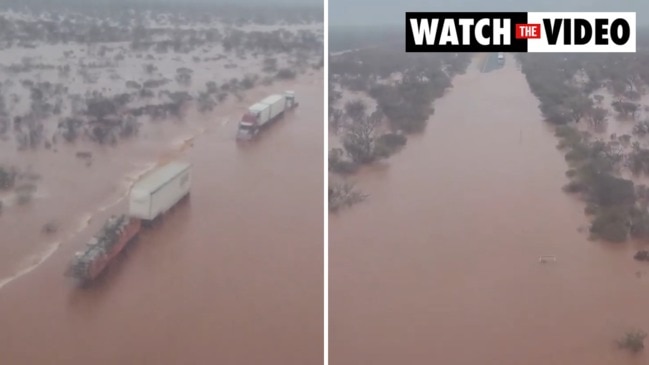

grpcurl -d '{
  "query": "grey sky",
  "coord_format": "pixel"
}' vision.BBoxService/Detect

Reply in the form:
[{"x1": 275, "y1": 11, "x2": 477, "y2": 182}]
[
  {"x1": 329, "y1": 0, "x2": 648, "y2": 27},
  {"x1": 155, "y1": 0, "x2": 322, "y2": 4},
  {"x1": 163, "y1": 0, "x2": 322, "y2": 4},
  {"x1": 6, "y1": 0, "x2": 322, "y2": 7}
]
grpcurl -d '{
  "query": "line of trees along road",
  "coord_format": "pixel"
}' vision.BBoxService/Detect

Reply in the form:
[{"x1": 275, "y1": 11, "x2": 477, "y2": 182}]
[{"x1": 518, "y1": 50, "x2": 649, "y2": 243}]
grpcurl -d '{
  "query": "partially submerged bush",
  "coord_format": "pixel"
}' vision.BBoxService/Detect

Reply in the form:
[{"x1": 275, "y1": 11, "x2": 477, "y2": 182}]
[
  {"x1": 42, "y1": 221, "x2": 58, "y2": 234},
  {"x1": 329, "y1": 148, "x2": 359, "y2": 174},
  {"x1": 589, "y1": 207, "x2": 630, "y2": 242},
  {"x1": 276, "y1": 68, "x2": 296, "y2": 79},
  {"x1": 16, "y1": 191, "x2": 33, "y2": 205},
  {"x1": 0, "y1": 166, "x2": 18, "y2": 190},
  {"x1": 617, "y1": 330, "x2": 647, "y2": 353},
  {"x1": 329, "y1": 180, "x2": 367, "y2": 213},
  {"x1": 374, "y1": 132, "x2": 407, "y2": 158},
  {"x1": 634, "y1": 250, "x2": 649, "y2": 261}
]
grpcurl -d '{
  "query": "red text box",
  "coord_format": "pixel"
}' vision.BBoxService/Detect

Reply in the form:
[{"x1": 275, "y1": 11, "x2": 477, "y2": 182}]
[{"x1": 515, "y1": 24, "x2": 541, "y2": 39}]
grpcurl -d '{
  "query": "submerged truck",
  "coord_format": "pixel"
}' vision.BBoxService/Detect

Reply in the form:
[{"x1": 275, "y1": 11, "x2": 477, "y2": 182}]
[
  {"x1": 65, "y1": 161, "x2": 192, "y2": 285},
  {"x1": 236, "y1": 90, "x2": 297, "y2": 140}
]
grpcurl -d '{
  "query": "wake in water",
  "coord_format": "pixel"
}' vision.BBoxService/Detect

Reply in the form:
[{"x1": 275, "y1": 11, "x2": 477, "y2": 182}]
[
  {"x1": 96, "y1": 161, "x2": 159, "y2": 213},
  {"x1": 0, "y1": 240, "x2": 62, "y2": 290},
  {"x1": 0, "y1": 210, "x2": 93, "y2": 291}
]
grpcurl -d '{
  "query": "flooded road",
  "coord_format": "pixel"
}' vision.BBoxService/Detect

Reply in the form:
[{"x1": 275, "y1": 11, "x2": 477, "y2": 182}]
[
  {"x1": 0, "y1": 71, "x2": 323, "y2": 364},
  {"x1": 330, "y1": 56, "x2": 649, "y2": 365}
]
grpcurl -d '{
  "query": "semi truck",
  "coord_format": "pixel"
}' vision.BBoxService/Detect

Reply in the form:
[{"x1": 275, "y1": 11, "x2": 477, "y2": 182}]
[
  {"x1": 236, "y1": 90, "x2": 297, "y2": 140},
  {"x1": 65, "y1": 160, "x2": 192, "y2": 285},
  {"x1": 497, "y1": 52, "x2": 505, "y2": 65}
]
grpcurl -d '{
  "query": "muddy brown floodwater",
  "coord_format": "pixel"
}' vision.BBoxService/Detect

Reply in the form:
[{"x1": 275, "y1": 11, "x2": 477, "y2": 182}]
[
  {"x1": 0, "y1": 72, "x2": 323, "y2": 364},
  {"x1": 330, "y1": 56, "x2": 649, "y2": 365}
]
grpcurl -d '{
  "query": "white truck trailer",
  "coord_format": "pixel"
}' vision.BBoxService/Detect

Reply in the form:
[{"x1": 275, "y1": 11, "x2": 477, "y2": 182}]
[
  {"x1": 128, "y1": 161, "x2": 191, "y2": 223},
  {"x1": 236, "y1": 90, "x2": 297, "y2": 140}
]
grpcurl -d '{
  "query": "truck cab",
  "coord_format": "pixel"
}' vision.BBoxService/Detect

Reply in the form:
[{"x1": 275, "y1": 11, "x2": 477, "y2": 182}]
[
  {"x1": 497, "y1": 52, "x2": 504, "y2": 65},
  {"x1": 285, "y1": 90, "x2": 297, "y2": 109},
  {"x1": 236, "y1": 105, "x2": 265, "y2": 140}
]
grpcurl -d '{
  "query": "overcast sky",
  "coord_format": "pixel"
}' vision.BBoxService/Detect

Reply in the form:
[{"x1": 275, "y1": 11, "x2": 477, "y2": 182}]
[
  {"x1": 5, "y1": 0, "x2": 323, "y2": 7},
  {"x1": 329, "y1": 0, "x2": 648, "y2": 27},
  {"x1": 116, "y1": 0, "x2": 323, "y2": 5}
]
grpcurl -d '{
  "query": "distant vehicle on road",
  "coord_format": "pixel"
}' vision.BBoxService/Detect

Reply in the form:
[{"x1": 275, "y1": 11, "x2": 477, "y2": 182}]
[
  {"x1": 236, "y1": 91, "x2": 298, "y2": 141},
  {"x1": 497, "y1": 52, "x2": 505, "y2": 65}
]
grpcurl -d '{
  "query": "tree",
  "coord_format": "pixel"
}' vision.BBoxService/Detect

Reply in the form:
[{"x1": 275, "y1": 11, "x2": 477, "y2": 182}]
[
  {"x1": 590, "y1": 173, "x2": 635, "y2": 207},
  {"x1": 197, "y1": 92, "x2": 216, "y2": 112},
  {"x1": 632, "y1": 120, "x2": 649, "y2": 137},
  {"x1": 344, "y1": 100, "x2": 366, "y2": 123},
  {"x1": 176, "y1": 72, "x2": 192, "y2": 86},
  {"x1": 125, "y1": 80, "x2": 141, "y2": 89},
  {"x1": 0, "y1": 166, "x2": 18, "y2": 190},
  {"x1": 240, "y1": 75, "x2": 256, "y2": 89},
  {"x1": 263, "y1": 57, "x2": 277, "y2": 72},
  {"x1": 144, "y1": 64, "x2": 157, "y2": 74},
  {"x1": 276, "y1": 68, "x2": 296, "y2": 79},
  {"x1": 119, "y1": 116, "x2": 140, "y2": 138},
  {"x1": 567, "y1": 95, "x2": 593, "y2": 123},
  {"x1": 589, "y1": 107, "x2": 608, "y2": 131},
  {"x1": 630, "y1": 208, "x2": 649, "y2": 239},
  {"x1": 168, "y1": 91, "x2": 192, "y2": 117},
  {"x1": 590, "y1": 107, "x2": 608, "y2": 124},
  {"x1": 59, "y1": 117, "x2": 83, "y2": 142},
  {"x1": 589, "y1": 207, "x2": 630, "y2": 242},
  {"x1": 374, "y1": 132, "x2": 407, "y2": 158},
  {"x1": 329, "y1": 148, "x2": 359, "y2": 174},
  {"x1": 342, "y1": 113, "x2": 379, "y2": 164},
  {"x1": 329, "y1": 108, "x2": 344, "y2": 135},
  {"x1": 329, "y1": 180, "x2": 367, "y2": 213},
  {"x1": 206, "y1": 81, "x2": 218, "y2": 94},
  {"x1": 628, "y1": 145, "x2": 649, "y2": 176},
  {"x1": 86, "y1": 98, "x2": 117, "y2": 121},
  {"x1": 612, "y1": 100, "x2": 639, "y2": 119}
]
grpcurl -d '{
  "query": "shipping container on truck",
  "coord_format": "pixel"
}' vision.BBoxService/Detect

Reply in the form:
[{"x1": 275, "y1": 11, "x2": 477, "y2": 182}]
[
  {"x1": 248, "y1": 102, "x2": 271, "y2": 126},
  {"x1": 128, "y1": 161, "x2": 192, "y2": 222},
  {"x1": 259, "y1": 94, "x2": 285, "y2": 126},
  {"x1": 236, "y1": 90, "x2": 297, "y2": 140}
]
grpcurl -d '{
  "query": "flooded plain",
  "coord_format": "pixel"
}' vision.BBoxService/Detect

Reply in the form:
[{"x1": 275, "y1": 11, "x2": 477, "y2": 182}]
[
  {"x1": 0, "y1": 6, "x2": 323, "y2": 361},
  {"x1": 330, "y1": 55, "x2": 649, "y2": 365}
]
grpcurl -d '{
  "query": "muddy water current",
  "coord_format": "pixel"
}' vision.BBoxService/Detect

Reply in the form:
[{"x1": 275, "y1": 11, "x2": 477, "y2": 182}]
[
  {"x1": 0, "y1": 71, "x2": 323, "y2": 364},
  {"x1": 330, "y1": 56, "x2": 649, "y2": 365}
]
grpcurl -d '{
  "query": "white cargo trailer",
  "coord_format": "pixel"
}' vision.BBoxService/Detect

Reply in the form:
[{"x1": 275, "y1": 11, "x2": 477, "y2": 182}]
[
  {"x1": 259, "y1": 94, "x2": 285, "y2": 127},
  {"x1": 249, "y1": 102, "x2": 271, "y2": 125},
  {"x1": 128, "y1": 161, "x2": 191, "y2": 221}
]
